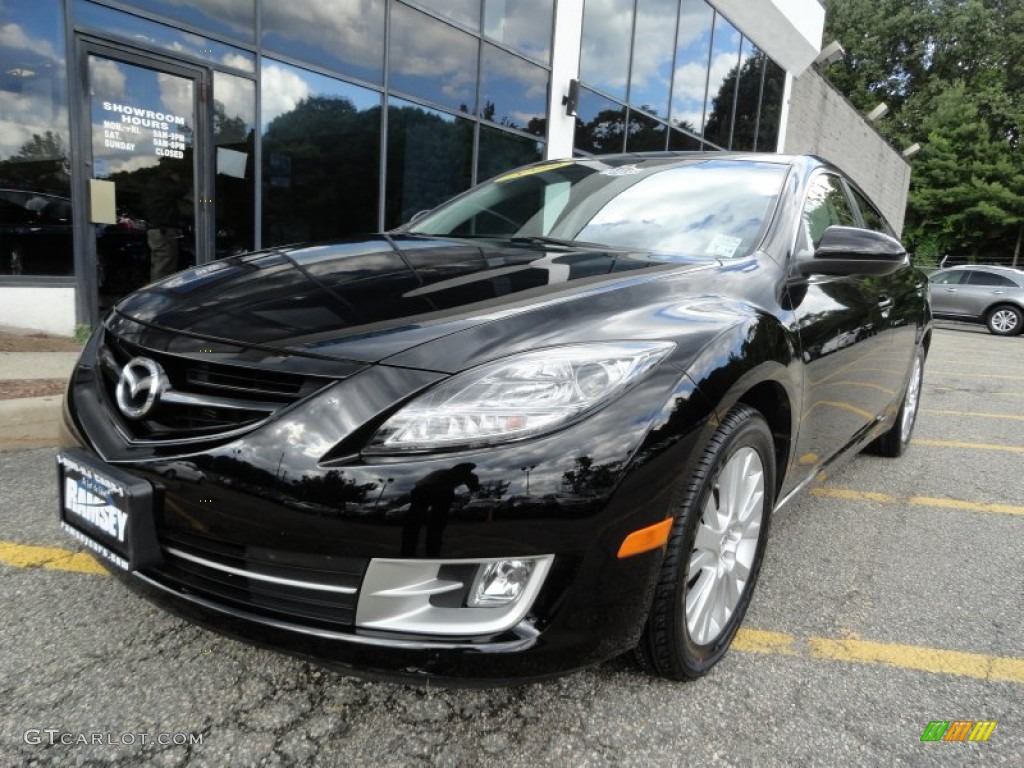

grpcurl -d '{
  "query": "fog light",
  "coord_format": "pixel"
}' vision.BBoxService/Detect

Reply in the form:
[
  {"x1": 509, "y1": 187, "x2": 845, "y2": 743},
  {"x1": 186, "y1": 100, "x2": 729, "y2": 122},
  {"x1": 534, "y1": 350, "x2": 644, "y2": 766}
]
[{"x1": 469, "y1": 560, "x2": 537, "y2": 607}]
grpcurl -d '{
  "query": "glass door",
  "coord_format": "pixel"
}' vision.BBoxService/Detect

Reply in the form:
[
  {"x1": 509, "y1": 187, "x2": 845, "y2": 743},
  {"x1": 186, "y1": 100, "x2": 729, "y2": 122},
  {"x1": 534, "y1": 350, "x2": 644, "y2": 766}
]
[{"x1": 80, "y1": 45, "x2": 209, "y2": 311}]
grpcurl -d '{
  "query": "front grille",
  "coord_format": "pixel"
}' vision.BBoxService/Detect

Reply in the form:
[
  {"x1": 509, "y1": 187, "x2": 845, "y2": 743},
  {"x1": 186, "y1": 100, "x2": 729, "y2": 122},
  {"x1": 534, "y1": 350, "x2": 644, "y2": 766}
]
[
  {"x1": 149, "y1": 530, "x2": 368, "y2": 630},
  {"x1": 98, "y1": 330, "x2": 332, "y2": 441}
]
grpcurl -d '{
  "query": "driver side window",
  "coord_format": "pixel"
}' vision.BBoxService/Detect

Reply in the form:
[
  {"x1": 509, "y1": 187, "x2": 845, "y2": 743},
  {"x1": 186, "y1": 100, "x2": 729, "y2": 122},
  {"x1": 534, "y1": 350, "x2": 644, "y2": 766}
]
[{"x1": 799, "y1": 175, "x2": 857, "y2": 254}]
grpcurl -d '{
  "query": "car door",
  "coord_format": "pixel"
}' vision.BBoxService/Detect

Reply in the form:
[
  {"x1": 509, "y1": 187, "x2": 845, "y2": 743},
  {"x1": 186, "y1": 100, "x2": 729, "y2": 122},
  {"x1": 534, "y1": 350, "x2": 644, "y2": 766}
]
[
  {"x1": 928, "y1": 269, "x2": 968, "y2": 317},
  {"x1": 790, "y1": 173, "x2": 893, "y2": 474},
  {"x1": 958, "y1": 269, "x2": 1019, "y2": 319}
]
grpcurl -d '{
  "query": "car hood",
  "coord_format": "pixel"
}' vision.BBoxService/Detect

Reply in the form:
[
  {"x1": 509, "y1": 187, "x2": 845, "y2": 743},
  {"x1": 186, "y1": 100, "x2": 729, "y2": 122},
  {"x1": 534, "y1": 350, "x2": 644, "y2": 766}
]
[{"x1": 113, "y1": 235, "x2": 724, "y2": 371}]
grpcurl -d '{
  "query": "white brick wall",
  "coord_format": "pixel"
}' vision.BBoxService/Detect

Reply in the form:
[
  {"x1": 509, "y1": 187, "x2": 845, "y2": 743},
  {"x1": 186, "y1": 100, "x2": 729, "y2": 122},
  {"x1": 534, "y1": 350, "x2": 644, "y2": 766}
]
[{"x1": 783, "y1": 68, "x2": 911, "y2": 236}]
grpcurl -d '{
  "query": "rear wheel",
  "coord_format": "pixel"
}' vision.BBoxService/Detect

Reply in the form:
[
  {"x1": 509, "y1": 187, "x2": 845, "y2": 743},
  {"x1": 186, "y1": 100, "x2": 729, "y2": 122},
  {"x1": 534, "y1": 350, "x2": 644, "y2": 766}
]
[
  {"x1": 637, "y1": 404, "x2": 775, "y2": 680},
  {"x1": 986, "y1": 305, "x2": 1022, "y2": 336},
  {"x1": 868, "y1": 346, "x2": 923, "y2": 458}
]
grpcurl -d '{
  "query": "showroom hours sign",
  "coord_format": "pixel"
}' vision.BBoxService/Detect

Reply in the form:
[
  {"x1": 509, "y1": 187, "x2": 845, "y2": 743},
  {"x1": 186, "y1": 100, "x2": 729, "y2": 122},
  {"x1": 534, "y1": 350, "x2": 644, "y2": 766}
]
[{"x1": 101, "y1": 101, "x2": 188, "y2": 159}]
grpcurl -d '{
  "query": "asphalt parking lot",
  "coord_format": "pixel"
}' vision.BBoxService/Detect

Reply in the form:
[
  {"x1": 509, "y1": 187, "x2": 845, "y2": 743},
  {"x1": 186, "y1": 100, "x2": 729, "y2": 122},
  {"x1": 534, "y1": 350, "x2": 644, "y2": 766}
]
[{"x1": 1, "y1": 324, "x2": 1022, "y2": 767}]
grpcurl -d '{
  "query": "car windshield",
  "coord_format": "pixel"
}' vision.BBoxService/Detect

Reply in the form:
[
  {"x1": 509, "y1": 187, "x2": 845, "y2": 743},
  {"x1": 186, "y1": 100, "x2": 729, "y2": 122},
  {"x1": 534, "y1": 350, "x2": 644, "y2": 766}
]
[{"x1": 405, "y1": 158, "x2": 789, "y2": 260}]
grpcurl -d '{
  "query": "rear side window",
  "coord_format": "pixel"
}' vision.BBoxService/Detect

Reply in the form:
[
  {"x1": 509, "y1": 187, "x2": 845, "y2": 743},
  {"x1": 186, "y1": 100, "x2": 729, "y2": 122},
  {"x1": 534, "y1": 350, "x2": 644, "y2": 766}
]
[{"x1": 965, "y1": 270, "x2": 1017, "y2": 287}]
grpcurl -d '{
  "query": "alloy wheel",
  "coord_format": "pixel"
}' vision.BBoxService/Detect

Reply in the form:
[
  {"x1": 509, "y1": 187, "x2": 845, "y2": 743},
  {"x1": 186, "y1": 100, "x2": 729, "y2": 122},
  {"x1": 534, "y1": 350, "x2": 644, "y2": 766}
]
[
  {"x1": 989, "y1": 308, "x2": 1019, "y2": 334},
  {"x1": 685, "y1": 446, "x2": 765, "y2": 646},
  {"x1": 900, "y1": 355, "x2": 923, "y2": 444}
]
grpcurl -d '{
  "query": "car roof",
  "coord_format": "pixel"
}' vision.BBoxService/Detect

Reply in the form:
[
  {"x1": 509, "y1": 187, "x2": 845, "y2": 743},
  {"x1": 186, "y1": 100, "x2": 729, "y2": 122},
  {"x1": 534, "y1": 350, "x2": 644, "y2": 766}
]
[{"x1": 944, "y1": 264, "x2": 1024, "y2": 274}]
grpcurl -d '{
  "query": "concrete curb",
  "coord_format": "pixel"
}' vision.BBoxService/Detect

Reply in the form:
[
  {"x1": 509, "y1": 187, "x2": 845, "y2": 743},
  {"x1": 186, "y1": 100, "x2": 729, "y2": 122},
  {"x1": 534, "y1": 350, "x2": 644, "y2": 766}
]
[{"x1": 0, "y1": 395, "x2": 62, "y2": 452}]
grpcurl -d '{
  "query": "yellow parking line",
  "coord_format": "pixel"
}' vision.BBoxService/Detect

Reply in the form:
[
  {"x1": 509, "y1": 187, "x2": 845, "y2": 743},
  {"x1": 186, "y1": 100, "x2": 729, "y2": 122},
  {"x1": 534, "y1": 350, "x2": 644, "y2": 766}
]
[
  {"x1": 809, "y1": 637, "x2": 1024, "y2": 684},
  {"x1": 922, "y1": 409, "x2": 1024, "y2": 421},
  {"x1": 732, "y1": 630, "x2": 1024, "y2": 683},
  {"x1": 928, "y1": 371, "x2": 1024, "y2": 380},
  {"x1": 914, "y1": 438, "x2": 1024, "y2": 454},
  {"x1": 732, "y1": 628, "x2": 799, "y2": 656},
  {"x1": 0, "y1": 540, "x2": 107, "y2": 575},
  {"x1": 811, "y1": 487, "x2": 1024, "y2": 516},
  {"x1": 930, "y1": 389, "x2": 1024, "y2": 398}
]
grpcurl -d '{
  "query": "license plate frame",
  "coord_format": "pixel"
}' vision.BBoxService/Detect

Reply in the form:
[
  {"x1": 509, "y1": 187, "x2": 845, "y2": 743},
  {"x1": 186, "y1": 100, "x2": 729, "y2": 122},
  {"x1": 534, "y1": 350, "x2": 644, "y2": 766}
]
[{"x1": 57, "y1": 448, "x2": 161, "y2": 571}]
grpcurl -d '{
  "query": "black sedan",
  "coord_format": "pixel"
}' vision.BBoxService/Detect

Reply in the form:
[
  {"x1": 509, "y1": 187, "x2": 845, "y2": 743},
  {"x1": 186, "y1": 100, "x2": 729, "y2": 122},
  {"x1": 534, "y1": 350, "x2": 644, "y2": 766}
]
[{"x1": 58, "y1": 154, "x2": 931, "y2": 683}]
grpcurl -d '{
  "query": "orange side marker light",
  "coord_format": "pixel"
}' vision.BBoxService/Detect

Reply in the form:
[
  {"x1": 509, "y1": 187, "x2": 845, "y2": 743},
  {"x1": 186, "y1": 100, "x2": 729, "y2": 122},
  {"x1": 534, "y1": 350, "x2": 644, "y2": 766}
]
[{"x1": 617, "y1": 518, "x2": 674, "y2": 559}]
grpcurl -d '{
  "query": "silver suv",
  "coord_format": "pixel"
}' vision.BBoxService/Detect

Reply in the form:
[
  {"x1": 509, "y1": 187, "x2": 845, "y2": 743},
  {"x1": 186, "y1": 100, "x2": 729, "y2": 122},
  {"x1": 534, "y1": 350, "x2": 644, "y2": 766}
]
[{"x1": 928, "y1": 265, "x2": 1024, "y2": 335}]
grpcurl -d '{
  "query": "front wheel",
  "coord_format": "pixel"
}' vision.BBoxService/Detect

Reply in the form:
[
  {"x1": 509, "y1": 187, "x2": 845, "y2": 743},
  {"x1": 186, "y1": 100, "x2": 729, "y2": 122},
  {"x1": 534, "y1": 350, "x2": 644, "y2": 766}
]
[
  {"x1": 637, "y1": 404, "x2": 775, "y2": 680},
  {"x1": 986, "y1": 305, "x2": 1023, "y2": 336}
]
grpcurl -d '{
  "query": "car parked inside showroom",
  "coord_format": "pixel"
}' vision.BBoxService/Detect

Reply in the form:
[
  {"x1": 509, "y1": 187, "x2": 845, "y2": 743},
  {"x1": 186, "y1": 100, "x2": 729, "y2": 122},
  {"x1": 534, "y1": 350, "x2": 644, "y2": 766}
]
[
  {"x1": 928, "y1": 264, "x2": 1024, "y2": 335},
  {"x1": 58, "y1": 153, "x2": 931, "y2": 683}
]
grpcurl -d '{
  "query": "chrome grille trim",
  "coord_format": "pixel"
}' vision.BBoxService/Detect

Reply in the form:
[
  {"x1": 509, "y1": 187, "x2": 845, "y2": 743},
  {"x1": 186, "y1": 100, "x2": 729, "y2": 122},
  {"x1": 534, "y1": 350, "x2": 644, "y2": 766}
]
[{"x1": 163, "y1": 546, "x2": 358, "y2": 595}]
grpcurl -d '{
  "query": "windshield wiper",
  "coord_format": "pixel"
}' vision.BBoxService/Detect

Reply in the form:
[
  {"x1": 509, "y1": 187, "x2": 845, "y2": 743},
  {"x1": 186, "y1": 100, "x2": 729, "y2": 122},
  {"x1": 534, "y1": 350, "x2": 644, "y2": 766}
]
[{"x1": 506, "y1": 235, "x2": 603, "y2": 249}]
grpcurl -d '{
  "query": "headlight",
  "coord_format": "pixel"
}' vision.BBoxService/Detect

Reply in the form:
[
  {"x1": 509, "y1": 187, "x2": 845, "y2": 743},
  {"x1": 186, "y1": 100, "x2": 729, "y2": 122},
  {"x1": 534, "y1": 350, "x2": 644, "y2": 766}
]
[{"x1": 366, "y1": 341, "x2": 675, "y2": 453}]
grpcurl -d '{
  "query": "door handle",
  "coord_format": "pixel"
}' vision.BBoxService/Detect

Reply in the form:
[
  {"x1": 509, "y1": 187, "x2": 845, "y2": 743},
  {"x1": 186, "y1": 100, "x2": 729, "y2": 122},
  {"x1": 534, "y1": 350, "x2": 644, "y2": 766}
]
[
  {"x1": 991, "y1": 290, "x2": 1004, "y2": 295},
  {"x1": 944, "y1": 288, "x2": 957, "y2": 292}
]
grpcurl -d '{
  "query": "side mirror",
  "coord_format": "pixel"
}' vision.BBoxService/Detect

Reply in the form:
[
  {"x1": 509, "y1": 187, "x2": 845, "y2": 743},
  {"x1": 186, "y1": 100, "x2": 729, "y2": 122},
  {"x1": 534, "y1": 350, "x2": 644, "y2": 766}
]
[{"x1": 799, "y1": 225, "x2": 907, "y2": 276}]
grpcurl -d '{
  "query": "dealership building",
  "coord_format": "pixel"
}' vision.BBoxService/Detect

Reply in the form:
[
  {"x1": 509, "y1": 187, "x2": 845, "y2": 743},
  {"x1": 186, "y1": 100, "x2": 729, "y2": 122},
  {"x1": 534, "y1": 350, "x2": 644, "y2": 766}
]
[{"x1": 2, "y1": 0, "x2": 904, "y2": 335}]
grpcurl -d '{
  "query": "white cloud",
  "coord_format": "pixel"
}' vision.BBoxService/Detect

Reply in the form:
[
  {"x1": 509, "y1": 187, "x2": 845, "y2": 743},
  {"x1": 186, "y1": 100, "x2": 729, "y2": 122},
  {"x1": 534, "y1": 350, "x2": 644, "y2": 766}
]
[{"x1": 259, "y1": 63, "x2": 312, "y2": 127}]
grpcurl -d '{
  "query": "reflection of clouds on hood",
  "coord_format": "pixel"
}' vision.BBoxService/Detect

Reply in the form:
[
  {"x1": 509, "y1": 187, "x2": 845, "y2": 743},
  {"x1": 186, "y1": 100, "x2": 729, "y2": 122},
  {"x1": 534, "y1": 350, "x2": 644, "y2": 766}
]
[
  {"x1": 260, "y1": 63, "x2": 312, "y2": 127},
  {"x1": 263, "y1": 0, "x2": 383, "y2": 73}
]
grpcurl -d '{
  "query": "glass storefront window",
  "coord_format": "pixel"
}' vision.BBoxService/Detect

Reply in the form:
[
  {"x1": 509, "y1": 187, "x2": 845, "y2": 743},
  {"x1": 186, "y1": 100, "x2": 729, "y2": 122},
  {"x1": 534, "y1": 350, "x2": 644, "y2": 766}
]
[
  {"x1": 579, "y1": 0, "x2": 633, "y2": 102},
  {"x1": 668, "y1": 129, "x2": 701, "y2": 151},
  {"x1": 213, "y1": 71, "x2": 255, "y2": 257},
  {"x1": 262, "y1": 0, "x2": 384, "y2": 85},
  {"x1": 261, "y1": 60, "x2": 381, "y2": 246},
  {"x1": 411, "y1": 0, "x2": 481, "y2": 30},
  {"x1": 0, "y1": 0, "x2": 72, "y2": 276},
  {"x1": 757, "y1": 58, "x2": 786, "y2": 151},
  {"x1": 477, "y1": 125, "x2": 543, "y2": 182},
  {"x1": 669, "y1": 0, "x2": 713, "y2": 133},
  {"x1": 389, "y1": 3, "x2": 478, "y2": 114},
  {"x1": 104, "y1": 0, "x2": 255, "y2": 43},
  {"x1": 75, "y1": 2, "x2": 255, "y2": 73},
  {"x1": 626, "y1": 110, "x2": 667, "y2": 152},
  {"x1": 385, "y1": 97, "x2": 473, "y2": 228},
  {"x1": 480, "y1": 44, "x2": 547, "y2": 136},
  {"x1": 574, "y1": 88, "x2": 626, "y2": 155},
  {"x1": 628, "y1": 0, "x2": 678, "y2": 119},
  {"x1": 703, "y1": 11, "x2": 741, "y2": 143},
  {"x1": 483, "y1": 0, "x2": 553, "y2": 64},
  {"x1": 671, "y1": 0, "x2": 712, "y2": 135},
  {"x1": 730, "y1": 41, "x2": 764, "y2": 151}
]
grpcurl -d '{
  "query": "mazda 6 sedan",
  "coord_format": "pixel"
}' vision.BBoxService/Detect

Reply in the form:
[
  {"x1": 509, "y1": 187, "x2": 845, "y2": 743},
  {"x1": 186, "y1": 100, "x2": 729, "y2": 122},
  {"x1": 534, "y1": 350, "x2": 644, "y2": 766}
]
[{"x1": 59, "y1": 154, "x2": 931, "y2": 683}]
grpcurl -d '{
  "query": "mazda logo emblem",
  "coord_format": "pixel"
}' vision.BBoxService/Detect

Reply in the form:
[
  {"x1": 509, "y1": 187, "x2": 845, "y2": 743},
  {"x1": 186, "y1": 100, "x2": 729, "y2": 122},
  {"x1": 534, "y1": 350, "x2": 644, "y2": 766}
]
[{"x1": 115, "y1": 357, "x2": 166, "y2": 420}]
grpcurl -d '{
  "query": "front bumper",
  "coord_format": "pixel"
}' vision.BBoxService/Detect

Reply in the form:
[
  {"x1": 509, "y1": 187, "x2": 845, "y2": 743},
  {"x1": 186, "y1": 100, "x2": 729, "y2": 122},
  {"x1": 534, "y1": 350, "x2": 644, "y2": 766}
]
[{"x1": 61, "y1": 325, "x2": 718, "y2": 681}]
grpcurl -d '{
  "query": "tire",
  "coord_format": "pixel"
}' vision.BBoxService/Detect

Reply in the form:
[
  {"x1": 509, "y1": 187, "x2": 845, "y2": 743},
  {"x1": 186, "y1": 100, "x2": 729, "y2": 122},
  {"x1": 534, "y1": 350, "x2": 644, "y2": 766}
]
[
  {"x1": 986, "y1": 304, "x2": 1023, "y2": 336},
  {"x1": 867, "y1": 346, "x2": 924, "y2": 458},
  {"x1": 637, "y1": 404, "x2": 775, "y2": 680}
]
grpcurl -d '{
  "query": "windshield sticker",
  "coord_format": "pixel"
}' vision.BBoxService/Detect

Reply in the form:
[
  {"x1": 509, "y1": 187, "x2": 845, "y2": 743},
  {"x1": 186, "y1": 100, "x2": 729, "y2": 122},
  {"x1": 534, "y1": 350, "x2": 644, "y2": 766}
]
[
  {"x1": 707, "y1": 233, "x2": 743, "y2": 258},
  {"x1": 495, "y1": 161, "x2": 574, "y2": 183},
  {"x1": 600, "y1": 164, "x2": 642, "y2": 177}
]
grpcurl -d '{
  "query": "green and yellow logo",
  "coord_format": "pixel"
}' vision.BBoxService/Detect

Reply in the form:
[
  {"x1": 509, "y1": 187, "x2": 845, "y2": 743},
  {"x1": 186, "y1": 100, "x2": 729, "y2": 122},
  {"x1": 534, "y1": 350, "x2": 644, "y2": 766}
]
[{"x1": 921, "y1": 720, "x2": 996, "y2": 742}]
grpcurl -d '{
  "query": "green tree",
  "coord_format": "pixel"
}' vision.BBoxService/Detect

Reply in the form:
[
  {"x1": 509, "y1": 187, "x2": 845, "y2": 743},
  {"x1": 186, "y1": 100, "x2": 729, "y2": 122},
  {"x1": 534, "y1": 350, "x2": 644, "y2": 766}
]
[{"x1": 823, "y1": 0, "x2": 1024, "y2": 264}]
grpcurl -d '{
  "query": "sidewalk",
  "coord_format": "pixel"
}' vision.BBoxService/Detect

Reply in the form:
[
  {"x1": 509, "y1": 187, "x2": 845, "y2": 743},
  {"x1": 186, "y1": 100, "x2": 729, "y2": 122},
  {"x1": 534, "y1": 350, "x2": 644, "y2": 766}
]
[{"x1": 0, "y1": 327, "x2": 82, "y2": 452}]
